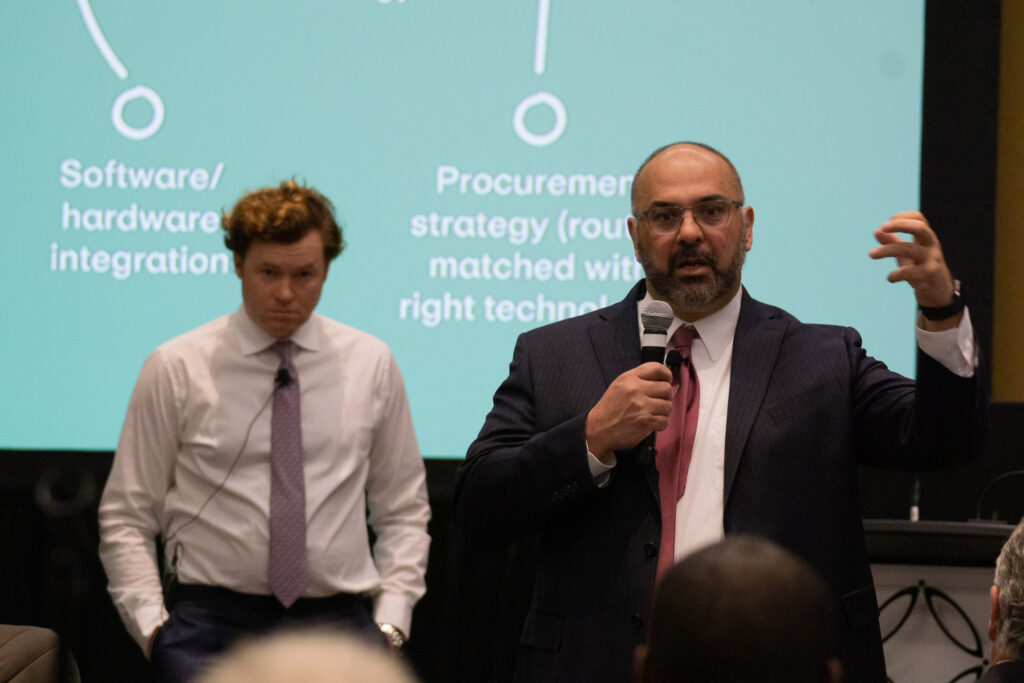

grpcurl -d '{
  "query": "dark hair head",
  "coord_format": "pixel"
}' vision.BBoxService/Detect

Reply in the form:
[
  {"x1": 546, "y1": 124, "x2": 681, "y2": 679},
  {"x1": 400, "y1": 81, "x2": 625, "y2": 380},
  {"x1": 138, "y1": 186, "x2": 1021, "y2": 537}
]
[
  {"x1": 222, "y1": 180, "x2": 344, "y2": 263},
  {"x1": 643, "y1": 536, "x2": 838, "y2": 683}
]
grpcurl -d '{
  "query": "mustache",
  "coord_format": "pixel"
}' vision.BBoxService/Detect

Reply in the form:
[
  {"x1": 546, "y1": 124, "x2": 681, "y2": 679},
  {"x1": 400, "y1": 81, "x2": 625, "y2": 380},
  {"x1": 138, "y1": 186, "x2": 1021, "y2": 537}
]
[{"x1": 668, "y1": 247, "x2": 717, "y2": 271}]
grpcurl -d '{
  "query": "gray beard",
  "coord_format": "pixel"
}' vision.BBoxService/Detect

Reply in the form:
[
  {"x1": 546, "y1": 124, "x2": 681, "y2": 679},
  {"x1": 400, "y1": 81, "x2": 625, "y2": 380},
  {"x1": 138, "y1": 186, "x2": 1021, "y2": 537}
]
[{"x1": 637, "y1": 230, "x2": 747, "y2": 312}]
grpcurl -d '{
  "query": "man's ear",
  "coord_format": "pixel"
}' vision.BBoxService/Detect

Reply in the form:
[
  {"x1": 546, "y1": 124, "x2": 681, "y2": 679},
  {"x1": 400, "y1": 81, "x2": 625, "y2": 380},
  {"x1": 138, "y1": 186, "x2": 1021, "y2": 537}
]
[
  {"x1": 627, "y1": 217, "x2": 640, "y2": 261},
  {"x1": 743, "y1": 206, "x2": 754, "y2": 251},
  {"x1": 990, "y1": 584, "x2": 1001, "y2": 643},
  {"x1": 234, "y1": 254, "x2": 244, "y2": 279}
]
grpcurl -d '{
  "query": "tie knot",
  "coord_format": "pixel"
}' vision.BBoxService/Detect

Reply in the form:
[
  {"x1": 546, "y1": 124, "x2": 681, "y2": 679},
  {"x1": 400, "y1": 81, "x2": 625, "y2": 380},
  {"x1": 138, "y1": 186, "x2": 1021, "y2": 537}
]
[
  {"x1": 670, "y1": 326, "x2": 696, "y2": 355},
  {"x1": 273, "y1": 340, "x2": 294, "y2": 363}
]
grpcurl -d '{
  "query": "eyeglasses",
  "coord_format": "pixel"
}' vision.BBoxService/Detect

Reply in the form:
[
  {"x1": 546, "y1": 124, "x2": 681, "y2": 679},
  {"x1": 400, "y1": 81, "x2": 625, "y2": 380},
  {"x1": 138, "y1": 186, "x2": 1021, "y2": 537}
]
[{"x1": 635, "y1": 199, "x2": 743, "y2": 233}]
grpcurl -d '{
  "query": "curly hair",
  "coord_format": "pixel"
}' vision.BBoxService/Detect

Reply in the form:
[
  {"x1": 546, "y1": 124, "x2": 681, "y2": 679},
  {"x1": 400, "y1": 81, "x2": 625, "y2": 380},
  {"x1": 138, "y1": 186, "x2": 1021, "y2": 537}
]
[{"x1": 222, "y1": 180, "x2": 344, "y2": 263}]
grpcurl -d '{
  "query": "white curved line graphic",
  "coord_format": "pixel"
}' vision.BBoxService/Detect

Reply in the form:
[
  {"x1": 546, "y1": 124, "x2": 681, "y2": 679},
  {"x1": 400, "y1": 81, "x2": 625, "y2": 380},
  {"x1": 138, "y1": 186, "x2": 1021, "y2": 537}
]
[
  {"x1": 76, "y1": 0, "x2": 128, "y2": 80},
  {"x1": 533, "y1": 0, "x2": 550, "y2": 75}
]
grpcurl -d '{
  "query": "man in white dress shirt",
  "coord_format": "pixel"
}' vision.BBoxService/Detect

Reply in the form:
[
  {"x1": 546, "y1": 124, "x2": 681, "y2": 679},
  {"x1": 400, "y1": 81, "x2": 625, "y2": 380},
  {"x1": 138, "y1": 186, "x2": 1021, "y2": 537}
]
[{"x1": 99, "y1": 181, "x2": 430, "y2": 682}]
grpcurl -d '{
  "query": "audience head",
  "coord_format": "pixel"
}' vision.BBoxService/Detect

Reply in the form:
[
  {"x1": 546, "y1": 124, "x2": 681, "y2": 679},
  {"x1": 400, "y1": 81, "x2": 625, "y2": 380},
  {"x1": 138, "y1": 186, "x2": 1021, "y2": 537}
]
[
  {"x1": 636, "y1": 535, "x2": 841, "y2": 683},
  {"x1": 990, "y1": 517, "x2": 1024, "y2": 664},
  {"x1": 196, "y1": 629, "x2": 420, "y2": 683}
]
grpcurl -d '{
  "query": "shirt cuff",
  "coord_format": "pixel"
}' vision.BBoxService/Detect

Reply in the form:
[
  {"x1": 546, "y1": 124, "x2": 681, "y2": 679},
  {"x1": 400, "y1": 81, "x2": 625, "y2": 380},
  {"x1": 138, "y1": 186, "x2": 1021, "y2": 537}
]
[
  {"x1": 916, "y1": 306, "x2": 977, "y2": 378},
  {"x1": 586, "y1": 441, "x2": 615, "y2": 488},
  {"x1": 132, "y1": 603, "x2": 170, "y2": 653},
  {"x1": 374, "y1": 591, "x2": 415, "y2": 639}
]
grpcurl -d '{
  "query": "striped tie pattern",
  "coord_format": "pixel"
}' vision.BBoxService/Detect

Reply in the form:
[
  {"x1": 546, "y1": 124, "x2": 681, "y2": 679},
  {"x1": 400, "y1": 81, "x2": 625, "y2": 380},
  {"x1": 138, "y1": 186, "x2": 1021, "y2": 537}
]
[{"x1": 268, "y1": 340, "x2": 308, "y2": 607}]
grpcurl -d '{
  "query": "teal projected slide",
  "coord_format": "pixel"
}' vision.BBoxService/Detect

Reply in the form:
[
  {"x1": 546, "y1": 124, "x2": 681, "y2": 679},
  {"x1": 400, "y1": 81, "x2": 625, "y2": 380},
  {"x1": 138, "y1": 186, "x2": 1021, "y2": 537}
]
[{"x1": 0, "y1": 1, "x2": 924, "y2": 456}]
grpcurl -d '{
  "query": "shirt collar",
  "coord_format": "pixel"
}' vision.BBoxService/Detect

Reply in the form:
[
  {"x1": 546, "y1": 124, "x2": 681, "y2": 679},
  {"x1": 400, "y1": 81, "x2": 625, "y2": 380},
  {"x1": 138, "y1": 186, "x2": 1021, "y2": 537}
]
[
  {"x1": 231, "y1": 307, "x2": 322, "y2": 356},
  {"x1": 637, "y1": 287, "x2": 742, "y2": 363}
]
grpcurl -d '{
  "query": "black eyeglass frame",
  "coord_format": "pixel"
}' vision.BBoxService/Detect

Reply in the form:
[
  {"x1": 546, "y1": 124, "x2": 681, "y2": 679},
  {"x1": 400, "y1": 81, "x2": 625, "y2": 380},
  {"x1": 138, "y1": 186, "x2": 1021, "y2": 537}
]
[{"x1": 634, "y1": 198, "x2": 744, "y2": 232}]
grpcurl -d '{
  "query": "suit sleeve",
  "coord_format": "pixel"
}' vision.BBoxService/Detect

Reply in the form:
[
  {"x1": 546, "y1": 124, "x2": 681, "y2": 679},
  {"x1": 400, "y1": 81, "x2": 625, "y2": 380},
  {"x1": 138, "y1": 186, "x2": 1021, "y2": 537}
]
[
  {"x1": 454, "y1": 333, "x2": 602, "y2": 546},
  {"x1": 848, "y1": 326, "x2": 987, "y2": 470}
]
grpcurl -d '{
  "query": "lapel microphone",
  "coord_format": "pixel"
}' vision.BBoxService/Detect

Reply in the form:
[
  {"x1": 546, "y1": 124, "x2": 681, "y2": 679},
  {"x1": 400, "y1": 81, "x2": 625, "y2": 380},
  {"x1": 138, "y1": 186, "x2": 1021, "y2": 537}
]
[{"x1": 275, "y1": 368, "x2": 291, "y2": 388}]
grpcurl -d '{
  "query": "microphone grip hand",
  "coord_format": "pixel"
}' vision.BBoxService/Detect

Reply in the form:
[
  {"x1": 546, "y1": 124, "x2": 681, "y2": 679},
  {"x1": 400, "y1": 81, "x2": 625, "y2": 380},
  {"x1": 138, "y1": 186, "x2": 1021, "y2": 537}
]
[{"x1": 586, "y1": 364, "x2": 672, "y2": 464}]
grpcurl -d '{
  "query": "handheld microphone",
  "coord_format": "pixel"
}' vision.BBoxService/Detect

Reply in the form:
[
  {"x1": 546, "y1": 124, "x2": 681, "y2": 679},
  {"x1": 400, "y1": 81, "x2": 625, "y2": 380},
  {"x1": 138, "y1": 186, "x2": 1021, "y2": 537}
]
[
  {"x1": 640, "y1": 300, "x2": 674, "y2": 364},
  {"x1": 275, "y1": 368, "x2": 291, "y2": 388},
  {"x1": 638, "y1": 300, "x2": 675, "y2": 465}
]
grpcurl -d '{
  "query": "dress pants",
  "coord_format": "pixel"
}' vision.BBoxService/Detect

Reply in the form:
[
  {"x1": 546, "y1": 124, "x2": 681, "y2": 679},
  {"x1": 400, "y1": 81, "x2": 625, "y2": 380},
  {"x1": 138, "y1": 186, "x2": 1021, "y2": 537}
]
[{"x1": 150, "y1": 584, "x2": 386, "y2": 683}]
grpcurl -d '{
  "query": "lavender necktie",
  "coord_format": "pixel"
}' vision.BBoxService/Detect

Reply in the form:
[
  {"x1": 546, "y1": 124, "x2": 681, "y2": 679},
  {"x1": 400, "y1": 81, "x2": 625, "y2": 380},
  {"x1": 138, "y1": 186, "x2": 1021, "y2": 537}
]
[
  {"x1": 655, "y1": 326, "x2": 700, "y2": 579},
  {"x1": 269, "y1": 340, "x2": 307, "y2": 607}
]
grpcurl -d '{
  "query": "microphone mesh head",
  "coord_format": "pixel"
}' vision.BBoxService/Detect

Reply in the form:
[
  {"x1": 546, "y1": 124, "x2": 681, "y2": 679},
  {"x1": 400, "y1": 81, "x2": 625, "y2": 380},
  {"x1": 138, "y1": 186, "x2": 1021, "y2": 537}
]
[{"x1": 640, "y1": 299, "x2": 674, "y2": 334}]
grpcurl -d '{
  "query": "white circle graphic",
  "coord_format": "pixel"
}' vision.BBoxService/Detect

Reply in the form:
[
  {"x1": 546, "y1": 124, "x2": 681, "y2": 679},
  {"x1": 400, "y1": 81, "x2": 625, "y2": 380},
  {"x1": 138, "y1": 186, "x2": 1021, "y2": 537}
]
[
  {"x1": 111, "y1": 85, "x2": 165, "y2": 141},
  {"x1": 513, "y1": 91, "x2": 567, "y2": 147}
]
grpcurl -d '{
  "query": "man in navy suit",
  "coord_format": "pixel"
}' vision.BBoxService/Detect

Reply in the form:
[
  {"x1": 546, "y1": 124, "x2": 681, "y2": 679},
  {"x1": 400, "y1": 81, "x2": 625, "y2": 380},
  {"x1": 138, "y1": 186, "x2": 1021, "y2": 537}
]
[{"x1": 454, "y1": 142, "x2": 986, "y2": 683}]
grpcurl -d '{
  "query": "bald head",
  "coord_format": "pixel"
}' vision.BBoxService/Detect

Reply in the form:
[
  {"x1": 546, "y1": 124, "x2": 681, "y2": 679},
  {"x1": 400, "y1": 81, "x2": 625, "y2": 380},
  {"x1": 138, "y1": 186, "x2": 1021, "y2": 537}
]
[
  {"x1": 630, "y1": 142, "x2": 745, "y2": 216},
  {"x1": 197, "y1": 630, "x2": 419, "y2": 683},
  {"x1": 638, "y1": 536, "x2": 840, "y2": 683}
]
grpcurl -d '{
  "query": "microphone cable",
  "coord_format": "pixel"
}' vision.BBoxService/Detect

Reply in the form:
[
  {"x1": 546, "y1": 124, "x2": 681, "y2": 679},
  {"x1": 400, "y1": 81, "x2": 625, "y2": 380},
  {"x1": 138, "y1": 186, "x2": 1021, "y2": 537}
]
[
  {"x1": 161, "y1": 371, "x2": 282, "y2": 593},
  {"x1": 971, "y1": 468, "x2": 1024, "y2": 523}
]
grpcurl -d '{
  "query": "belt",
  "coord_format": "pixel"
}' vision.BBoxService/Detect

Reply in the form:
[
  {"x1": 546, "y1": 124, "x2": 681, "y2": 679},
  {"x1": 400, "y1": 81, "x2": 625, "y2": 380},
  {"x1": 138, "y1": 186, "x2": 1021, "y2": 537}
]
[{"x1": 176, "y1": 584, "x2": 369, "y2": 611}]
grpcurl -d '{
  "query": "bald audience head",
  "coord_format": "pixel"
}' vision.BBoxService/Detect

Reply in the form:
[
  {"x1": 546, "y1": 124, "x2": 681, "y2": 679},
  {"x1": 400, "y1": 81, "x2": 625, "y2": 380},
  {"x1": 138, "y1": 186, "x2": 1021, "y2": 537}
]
[
  {"x1": 196, "y1": 629, "x2": 420, "y2": 683},
  {"x1": 636, "y1": 536, "x2": 841, "y2": 683}
]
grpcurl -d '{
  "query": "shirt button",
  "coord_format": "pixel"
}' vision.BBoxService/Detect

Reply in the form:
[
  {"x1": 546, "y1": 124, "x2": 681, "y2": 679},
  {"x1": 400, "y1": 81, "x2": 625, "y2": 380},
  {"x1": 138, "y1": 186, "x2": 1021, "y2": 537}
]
[{"x1": 644, "y1": 541, "x2": 657, "y2": 557}]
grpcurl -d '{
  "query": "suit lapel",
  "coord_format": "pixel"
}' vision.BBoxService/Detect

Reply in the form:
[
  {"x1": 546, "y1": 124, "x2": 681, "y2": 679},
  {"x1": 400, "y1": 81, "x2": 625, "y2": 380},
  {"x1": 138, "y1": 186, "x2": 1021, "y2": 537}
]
[
  {"x1": 587, "y1": 281, "x2": 645, "y2": 385},
  {"x1": 723, "y1": 291, "x2": 787, "y2": 506}
]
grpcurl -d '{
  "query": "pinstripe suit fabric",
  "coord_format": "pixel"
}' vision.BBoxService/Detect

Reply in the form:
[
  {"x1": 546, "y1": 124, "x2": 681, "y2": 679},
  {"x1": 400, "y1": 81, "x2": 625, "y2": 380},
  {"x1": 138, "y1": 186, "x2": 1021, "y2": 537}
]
[{"x1": 455, "y1": 280, "x2": 986, "y2": 683}]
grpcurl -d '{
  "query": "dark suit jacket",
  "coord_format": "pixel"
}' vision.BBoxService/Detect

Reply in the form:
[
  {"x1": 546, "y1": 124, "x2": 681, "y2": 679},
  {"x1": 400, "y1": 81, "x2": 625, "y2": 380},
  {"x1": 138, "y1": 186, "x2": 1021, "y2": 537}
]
[
  {"x1": 454, "y1": 281, "x2": 987, "y2": 683},
  {"x1": 980, "y1": 660, "x2": 1024, "y2": 682}
]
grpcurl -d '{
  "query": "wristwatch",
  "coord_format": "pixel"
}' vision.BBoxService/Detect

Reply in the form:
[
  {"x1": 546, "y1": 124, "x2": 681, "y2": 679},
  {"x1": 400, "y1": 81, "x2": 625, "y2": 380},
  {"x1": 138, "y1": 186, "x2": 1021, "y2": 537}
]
[
  {"x1": 377, "y1": 622, "x2": 406, "y2": 651},
  {"x1": 919, "y1": 279, "x2": 964, "y2": 321}
]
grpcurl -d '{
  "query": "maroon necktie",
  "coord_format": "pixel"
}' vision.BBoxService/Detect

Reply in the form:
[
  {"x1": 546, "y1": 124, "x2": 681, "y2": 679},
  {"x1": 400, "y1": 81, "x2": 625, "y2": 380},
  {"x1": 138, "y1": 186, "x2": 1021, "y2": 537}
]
[
  {"x1": 655, "y1": 326, "x2": 700, "y2": 579},
  {"x1": 268, "y1": 340, "x2": 308, "y2": 607}
]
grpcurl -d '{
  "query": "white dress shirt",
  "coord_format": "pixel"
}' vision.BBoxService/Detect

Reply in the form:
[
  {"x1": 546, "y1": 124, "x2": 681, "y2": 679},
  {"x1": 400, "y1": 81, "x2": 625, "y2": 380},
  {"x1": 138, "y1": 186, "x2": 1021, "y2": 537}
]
[
  {"x1": 98, "y1": 308, "x2": 431, "y2": 651},
  {"x1": 590, "y1": 288, "x2": 976, "y2": 561}
]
